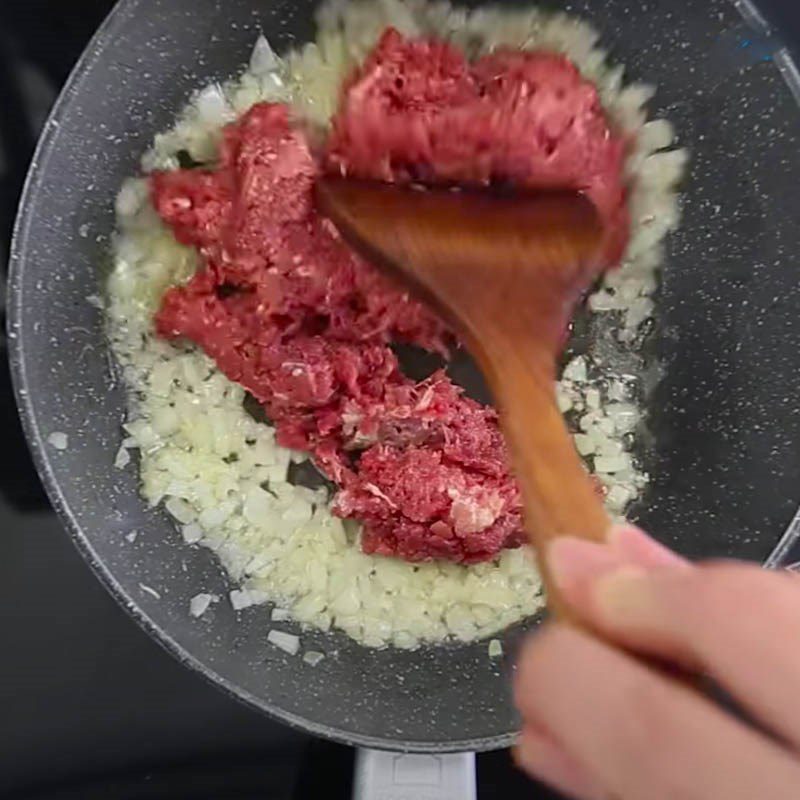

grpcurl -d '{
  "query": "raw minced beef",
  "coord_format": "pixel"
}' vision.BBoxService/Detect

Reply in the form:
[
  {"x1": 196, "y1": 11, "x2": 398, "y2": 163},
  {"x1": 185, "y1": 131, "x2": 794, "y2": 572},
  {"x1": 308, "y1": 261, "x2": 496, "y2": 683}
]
[
  {"x1": 153, "y1": 103, "x2": 522, "y2": 563},
  {"x1": 153, "y1": 29, "x2": 628, "y2": 564},
  {"x1": 327, "y1": 29, "x2": 629, "y2": 262}
]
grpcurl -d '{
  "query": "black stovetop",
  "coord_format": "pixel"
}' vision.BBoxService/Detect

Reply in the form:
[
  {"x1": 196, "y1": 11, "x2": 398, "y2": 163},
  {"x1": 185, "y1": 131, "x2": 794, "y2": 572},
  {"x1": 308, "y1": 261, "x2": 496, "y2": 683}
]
[{"x1": 3, "y1": 1, "x2": 800, "y2": 798}]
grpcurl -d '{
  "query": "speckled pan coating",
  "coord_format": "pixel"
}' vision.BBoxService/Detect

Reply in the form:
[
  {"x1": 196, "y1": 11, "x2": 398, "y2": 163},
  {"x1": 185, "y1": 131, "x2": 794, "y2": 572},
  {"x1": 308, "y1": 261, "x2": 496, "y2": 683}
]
[{"x1": 8, "y1": 0, "x2": 800, "y2": 752}]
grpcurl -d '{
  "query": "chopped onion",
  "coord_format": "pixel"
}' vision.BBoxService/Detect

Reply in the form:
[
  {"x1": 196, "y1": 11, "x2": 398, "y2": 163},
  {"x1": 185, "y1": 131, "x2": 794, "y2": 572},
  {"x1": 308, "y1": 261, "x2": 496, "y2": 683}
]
[
  {"x1": 596, "y1": 438, "x2": 623, "y2": 457},
  {"x1": 556, "y1": 388, "x2": 573, "y2": 413},
  {"x1": 637, "y1": 119, "x2": 675, "y2": 153},
  {"x1": 606, "y1": 485, "x2": 632, "y2": 510},
  {"x1": 488, "y1": 639, "x2": 503, "y2": 658},
  {"x1": 625, "y1": 296, "x2": 655, "y2": 331},
  {"x1": 114, "y1": 445, "x2": 131, "y2": 469},
  {"x1": 303, "y1": 650, "x2": 326, "y2": 666},
  {"x1": 194, "y1": 83, "x2": 234, "y2": 127},
  {"x1": 597, "y1": 417, "x2": 615, "y2": 436},
  {"x1": 244, "y1": 485, "x2": 273, "y2": 525},
  {"x1": 190, "y1": 592, "x2": 219, "y2": 617},
  {"x1": 606, "y1": 402, "x2": 639, "y2": 434},
  {"x1": 588, "y1": 290, "x2": 618, "y2": 312},
  {"x1": 165, "y1": 496, "x2": 195, "y2": 524},
  {"x1": 199, "y1": 506, "x2": 232, "y2": 528},
  {"x1": 563, "y1": 356, "x2": 588, "y2": 383},
  {"x1": 230, "y1": 588, "x2": 269, "y2": 611},
  {"x1": 594, "y1": 453, "x2": 631, "y2": 474},
  {"x1": 182, "y1": 522, "x2": 203, "y2": 544},
  {"x1": 574, "y1": 433, "x2": 595, "y2": 456},
  {"x1": 250, "y1": 35, "x2": 281, "y2": 75},
  {"x1": 579, "y1": 411, "x2": 601, "y2": 432},
  {"x1": 115, "y1": 179, "x2": 148, "y2": 218},
  {"x1": 268, "y1": 629, "x2": 301, "y2": 655},
  {"x1": 48, "y1": 432, "x2": 69, "y2": 451}
]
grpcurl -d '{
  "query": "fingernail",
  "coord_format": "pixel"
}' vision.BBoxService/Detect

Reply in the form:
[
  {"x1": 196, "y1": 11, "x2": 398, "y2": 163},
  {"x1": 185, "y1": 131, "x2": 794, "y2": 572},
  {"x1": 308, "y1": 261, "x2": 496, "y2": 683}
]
[
  {"x1": 547, "y1": 537, "x2": 624, "y2": 595},
  {"x1": 593, "y1": 566, "x2": 654, "y2": 624},
  {"x1": 607, "y1": 524, "x2": 690, "y2": 569}
]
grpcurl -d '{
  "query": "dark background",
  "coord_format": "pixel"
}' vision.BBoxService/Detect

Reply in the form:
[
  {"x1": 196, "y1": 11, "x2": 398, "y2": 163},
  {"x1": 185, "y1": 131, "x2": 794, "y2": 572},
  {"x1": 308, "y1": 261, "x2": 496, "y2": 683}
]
[{"x1": 1, "y1": 1, "x2": 799, "y2": 798}]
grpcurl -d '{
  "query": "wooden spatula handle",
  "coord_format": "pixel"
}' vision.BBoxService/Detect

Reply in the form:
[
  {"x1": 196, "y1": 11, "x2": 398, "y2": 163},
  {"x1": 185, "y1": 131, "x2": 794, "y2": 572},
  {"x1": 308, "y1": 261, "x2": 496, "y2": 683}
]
[{"x1": 478, "y1": 345, "x2": 610, "y2": 621}]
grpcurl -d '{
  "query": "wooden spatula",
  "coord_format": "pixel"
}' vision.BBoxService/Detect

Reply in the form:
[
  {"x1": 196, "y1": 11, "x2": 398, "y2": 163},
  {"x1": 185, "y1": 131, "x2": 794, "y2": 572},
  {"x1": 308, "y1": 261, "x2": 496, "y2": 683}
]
[{"x1": 316, "y1": 176, "x2": 610, "y2": 622}]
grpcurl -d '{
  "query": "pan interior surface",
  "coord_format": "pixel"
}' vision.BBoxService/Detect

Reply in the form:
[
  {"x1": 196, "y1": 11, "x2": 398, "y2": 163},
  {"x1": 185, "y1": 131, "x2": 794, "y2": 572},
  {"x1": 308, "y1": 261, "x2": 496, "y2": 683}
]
[{"x1": 8, "y1": 0, "x2": 800, "y2": 751}]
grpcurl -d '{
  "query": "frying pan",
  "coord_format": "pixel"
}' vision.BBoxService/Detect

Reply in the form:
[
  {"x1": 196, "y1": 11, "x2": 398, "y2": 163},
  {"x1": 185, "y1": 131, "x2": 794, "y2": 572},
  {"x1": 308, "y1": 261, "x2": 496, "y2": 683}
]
[{"x1": 8, "y1": 0, "x2": 800, "y2": 755}]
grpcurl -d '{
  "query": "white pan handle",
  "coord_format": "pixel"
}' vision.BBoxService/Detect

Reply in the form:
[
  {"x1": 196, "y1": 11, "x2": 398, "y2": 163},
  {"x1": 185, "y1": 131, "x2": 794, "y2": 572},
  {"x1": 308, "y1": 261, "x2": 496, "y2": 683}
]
[{"x1": 353, "y1": 748, "x2": 477, "y2": 800}]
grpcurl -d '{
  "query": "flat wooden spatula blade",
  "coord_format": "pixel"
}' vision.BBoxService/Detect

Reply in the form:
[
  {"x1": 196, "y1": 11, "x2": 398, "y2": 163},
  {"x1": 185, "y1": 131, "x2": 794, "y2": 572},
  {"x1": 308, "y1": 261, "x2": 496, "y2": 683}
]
[{"x1": 316, "y1": 178, "x2": 604, "y2": 329}]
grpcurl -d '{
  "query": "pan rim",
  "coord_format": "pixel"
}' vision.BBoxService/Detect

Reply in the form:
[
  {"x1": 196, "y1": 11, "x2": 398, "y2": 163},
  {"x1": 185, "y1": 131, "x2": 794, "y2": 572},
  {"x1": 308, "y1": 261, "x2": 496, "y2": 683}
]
[
  {"x1": 5, "y1": 0, "x2": 516, "y2": 755},
  {"x1": 10, "y1": 0, "x2": 800, "y2": 756}
]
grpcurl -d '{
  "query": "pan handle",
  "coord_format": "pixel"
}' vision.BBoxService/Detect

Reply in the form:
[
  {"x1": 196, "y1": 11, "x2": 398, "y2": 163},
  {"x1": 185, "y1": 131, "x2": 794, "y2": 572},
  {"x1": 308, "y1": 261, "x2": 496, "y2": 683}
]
[{"x1": 353, "y1": 748, "x2": 476, "y2": 800}]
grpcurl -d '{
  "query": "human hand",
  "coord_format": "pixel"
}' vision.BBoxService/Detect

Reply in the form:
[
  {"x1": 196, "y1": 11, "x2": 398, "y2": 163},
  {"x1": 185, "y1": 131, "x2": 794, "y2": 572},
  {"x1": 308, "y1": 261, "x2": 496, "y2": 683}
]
[{"x1": 514, "y1": 525, "x2": 800, "y2": 799}]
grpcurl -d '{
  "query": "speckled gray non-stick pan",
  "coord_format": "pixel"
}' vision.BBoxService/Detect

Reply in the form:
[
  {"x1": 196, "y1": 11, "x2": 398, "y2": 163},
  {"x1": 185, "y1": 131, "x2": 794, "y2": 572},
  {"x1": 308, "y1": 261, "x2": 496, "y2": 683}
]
[{"x1": 8, "y1": 0, "x2": 800, "y2": 752}]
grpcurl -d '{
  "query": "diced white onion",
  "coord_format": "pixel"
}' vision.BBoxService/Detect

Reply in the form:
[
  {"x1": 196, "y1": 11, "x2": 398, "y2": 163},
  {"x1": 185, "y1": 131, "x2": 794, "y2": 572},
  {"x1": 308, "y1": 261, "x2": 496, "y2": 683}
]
[
  {"x1": 165, "y1": 497, "x2": 195, "y2": 524},
  {"x1": 48, "y1": 432, "x2": 69, "y2": 451},
  {"x1": 250, "y1": 35, "x2": 281, "y2": 75},
  {"x1": 230, "y1": 588, "x2": 269, "y2": 611},
  {"x1": 268, "y1": 629, "x2": 301, "y2": 655},
  {"x1": 563, "y1": 356, "x2": 588, "y2": 383},
  {"x1": 182, "y1": 523, "x2": 203, "y2": 544},
  {"x1": 114, "y1": 445, "x2": 131, "y2": 469},
  {"x1": 574, "y1": 433, "x2": 595, "y2": 456},
  {"x1": 606, "y1": 485, "x2": 633, "y2": 511},
  {"x1": 190, "y1": 593, "x2": 219, "y2": 618},
  {"x1": 594, "y1": 453, "x2": 631, "y2": 474},
  {"x1": 303, "y1": 650, "x2": 326, "y2": 666},
  {"x1": 606, "y1": 403, "x2": 640, "y2": 434}
]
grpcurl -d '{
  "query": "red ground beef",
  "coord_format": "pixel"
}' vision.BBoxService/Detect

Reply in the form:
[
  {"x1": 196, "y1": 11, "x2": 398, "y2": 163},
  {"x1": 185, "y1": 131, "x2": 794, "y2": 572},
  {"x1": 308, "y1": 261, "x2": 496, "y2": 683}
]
[
  {"x1": 153, "y1": 30, "x2": 628, "y2": 564},
  {"x1": 328, "y1": 29, "x2": 629, "y2": 262}
]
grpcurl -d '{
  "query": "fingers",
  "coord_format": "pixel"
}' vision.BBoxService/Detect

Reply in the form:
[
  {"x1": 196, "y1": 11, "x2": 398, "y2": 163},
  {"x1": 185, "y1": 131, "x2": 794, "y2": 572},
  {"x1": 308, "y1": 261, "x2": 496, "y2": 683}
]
[
  {"x1": 547, "y1": 525, "x2": 696, "y2": 668},
  {"x1": 548, "y1": 529, "x2": 800, "y2": 750},
  {"x1": 548, "y1": 537, "x2": 703, "y2": 673},
  {"x1": 515, "y1": 624, "x2": 800, "y2": 800},
  {"x1": 606, "y1": 524, "x2": 690, "y2": 569},
  {"x1": 584, "y1": 562, "x2": 800, "y2": 749},
  {"x1": 515, "y1": 726, "x2": 604, "y2": 800}
]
